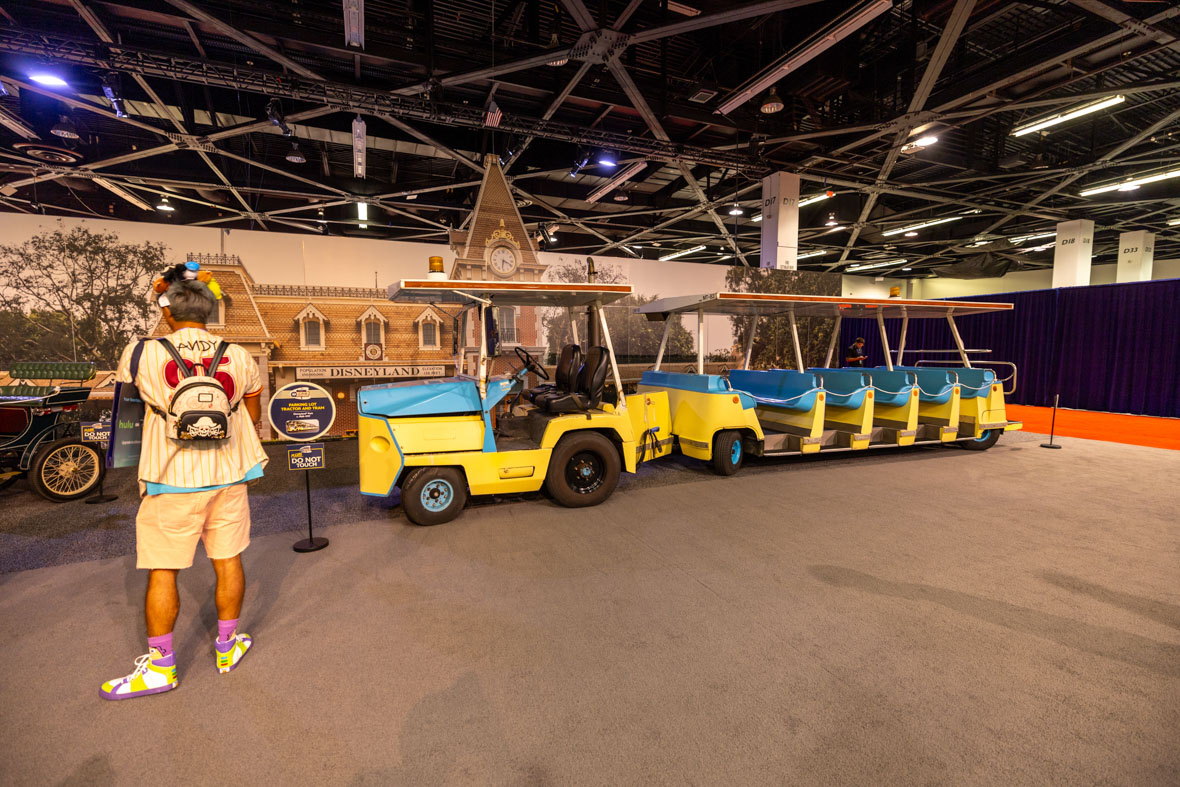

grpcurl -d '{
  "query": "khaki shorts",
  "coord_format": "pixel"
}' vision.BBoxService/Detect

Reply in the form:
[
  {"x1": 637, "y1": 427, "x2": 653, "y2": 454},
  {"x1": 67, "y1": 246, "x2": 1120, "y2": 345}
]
[{"x1": 136, "y1": 483, "x2": 251, "y2": 569}]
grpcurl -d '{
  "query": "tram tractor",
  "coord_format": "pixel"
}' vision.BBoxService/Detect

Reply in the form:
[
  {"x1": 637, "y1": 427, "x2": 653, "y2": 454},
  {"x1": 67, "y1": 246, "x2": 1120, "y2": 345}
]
[
  {"x1": 0, "y1": 361, "x2": 106, "y2": 501},
  {"x1": 357, "y1": 279, "x2": 673, "y2": 525},
  {"x1": 635, "y1": 292, "x2": 1023, "y2": 475}
]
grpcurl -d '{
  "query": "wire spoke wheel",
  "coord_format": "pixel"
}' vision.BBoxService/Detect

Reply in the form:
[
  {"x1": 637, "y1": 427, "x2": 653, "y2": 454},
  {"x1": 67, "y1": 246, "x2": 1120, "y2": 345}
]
[{"x1": 31, "y1": 439, "x2": 104, "y2": 501}]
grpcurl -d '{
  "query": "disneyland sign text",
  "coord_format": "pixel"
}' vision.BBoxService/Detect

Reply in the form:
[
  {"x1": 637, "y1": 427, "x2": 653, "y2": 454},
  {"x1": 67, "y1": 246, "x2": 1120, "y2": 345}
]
[{"x1": 295, "y1": 365, "x2": 447, "y2": 380}]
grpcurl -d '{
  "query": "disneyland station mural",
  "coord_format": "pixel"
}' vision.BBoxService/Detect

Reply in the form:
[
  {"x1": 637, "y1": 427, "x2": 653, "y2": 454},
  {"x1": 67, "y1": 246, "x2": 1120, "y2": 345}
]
[{"x1": 0, "y1": 158, "x2": 839, "y2": 437}]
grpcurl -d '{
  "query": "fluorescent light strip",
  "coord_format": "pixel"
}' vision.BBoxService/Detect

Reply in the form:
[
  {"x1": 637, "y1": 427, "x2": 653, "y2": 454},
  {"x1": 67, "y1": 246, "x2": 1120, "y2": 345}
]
[
  {"x1": 658, "y1": 245, "x2": 706, "y2": 261},
  {"x1": 1168, "y1": 217, "x2": 1180, "y2": 226},
  {"x1": 357, "y1": 201, "x2": 368, "y2": 228},
  {"x1": 352, "y1": 116, "x2": 367, "y2": 180},
  {"x1": 845, "y1": 259, "x2": 908, "y2": 272},
  {"x1": 1011, "y1": 95, "x2": 1125, "y2": 137},
  {"x1": 881, "y1": 216, "x2": 961, "y2": 237},
  {"x1": 93, "y1": 178, "x2": 153, "y2": 211},
  {"x1": 797, "y1": 249, "x2": 831, "y2": 259},
  {"x1": 586, "y1": 161, "x2": 648, "y2": 204},
  {"x1": 1079, "y1": 167, "x2": 1180, "y2": 197},
  {"x1": 752, "y1": 214, "x2": 762, "y2": 222},
  {"x1": 798, "y1": 193, "x2": 829, "y2": 208},
  {"x1": 1010, "y1": 231, "x2": 1056, "y2": 244}
]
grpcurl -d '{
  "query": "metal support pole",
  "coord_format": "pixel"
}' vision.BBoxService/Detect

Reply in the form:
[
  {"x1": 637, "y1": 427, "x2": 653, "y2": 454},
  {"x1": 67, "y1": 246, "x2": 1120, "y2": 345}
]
[
  {"x1": 567, "y1": 306, "x2": 579, "y2": 345},
  {"x1": 824, "y1": 315, "x2": 842, "y2": 368},
  {"x1": 596, "y1": 302, "x2": 626, "y2": 410},
  {"x1": 293, "y1": 468, "x2": 328, "y2": 552},
  {"x1": 653, "y1": 319, "x2": 671, "y2": 371},
  {"x1": 947, "y1": 314, "x2": 971, "y2": 367},
  {"x1": 788, "y1": 308, "x2": 804, "y2": 373},
  {"x1": 877, "y1": 309, "x2": 893, "y2": 371},
  {"x1": 896, "y1": 310, "x2": 909, "y2": 367},
  {"x1": 478, "y1": 302, "x2": 489, "y2": 396},
  {"x1": 742, "y1": 317, "x2": 758, "y2": 370},
  {"x1": 696, "y1": 308, "x2": 705, "y2": 374}
]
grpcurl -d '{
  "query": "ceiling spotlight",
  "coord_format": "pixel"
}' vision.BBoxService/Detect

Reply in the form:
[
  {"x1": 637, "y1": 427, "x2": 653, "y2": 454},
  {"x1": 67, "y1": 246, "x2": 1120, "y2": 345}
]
[
  {"x1": 569, "y1": 152, "x2": 589, "y2": 178},
  {"x1": 1011, "y1": 95, "x2": 1125, "y2": 137},
  {"x1": 101, "y1": 75, "x2": 126, "y2": 118},
  {"x1": 285, "y1": 142, "x2": 306, "y2": 164},
  {"x1": 266, "y1": 98, "x2": 291, "y2": 136},
  {"x1": 900, "y1": 135, "x2": 938, "y2": 153},
  {"x1": 904, "y1": 231, "x2": 918, "y2": 237},
  {"x1": 597, "y1": 150, "x2": 618, "y2": 167},
  {"x1": 613, "y1": 191, "x2": 629, "y2": 202},
  {"x1": 352, "y1": 115, "x2": 367, "y2": 179},
  {"x1": 316, "y1": 207, "x2": 325, "y2": 224},
  {"x1": 760, "y1": 87, "x2": 784, "y2": 115},
  {"x1": 155, "y1": 195, "x2": 175, "y2": 212},
  {"x1": 546, "y1": 31, "x2": 568, "y2": 66},
  {"x1": 50, "y1": 116, "x2": 79, "y2": 140},
  {"x1": 728, "y1": 203, "x2": 744, "y2": 216},
  {"x1": 901, "y1": 267, "x2": 912, "y2": 271},
  {"x1": 825, "y1": 212, "x2": 838, "y2": 226},
  {"x1": 28, "y1": 73, "x2": 68, "y2": 87}
]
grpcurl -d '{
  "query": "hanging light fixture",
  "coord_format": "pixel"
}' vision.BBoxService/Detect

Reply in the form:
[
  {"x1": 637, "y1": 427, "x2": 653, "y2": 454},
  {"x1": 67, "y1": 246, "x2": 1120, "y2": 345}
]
[
  {"x1": 155, "y1": 195, "x2": 175, "y2": 212},
  {"x1": 50, "y1": 115, "x2": 79, "y2": 140},
  {"x1": 728, "y1": 203, "x2": 744, "y2": 216},
  {"x1": 613, "y1": 191, "x2": 629, "y2": 202},
  {"x1": 759, "y1": 86, "x2": 784, "y2": 114},
  {"x1": 286, "y1": 142, "x2": 306, "y2": 164},
  {"x1": 825, "y1": 212, "x2": 838, "y2": 226}
]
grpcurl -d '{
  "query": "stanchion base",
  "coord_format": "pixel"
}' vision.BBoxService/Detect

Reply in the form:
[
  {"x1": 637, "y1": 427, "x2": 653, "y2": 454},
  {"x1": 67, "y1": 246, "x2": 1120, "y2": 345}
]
[
  {"x1": 293, "y1": 536, "x2": 329, "y2": 553},
  {"x1": 1039, "y1": 443, "x2": 1062, "y2": 449},
  {"x1": 85, "y1": 494, "x2": 119, "y2": 504}
]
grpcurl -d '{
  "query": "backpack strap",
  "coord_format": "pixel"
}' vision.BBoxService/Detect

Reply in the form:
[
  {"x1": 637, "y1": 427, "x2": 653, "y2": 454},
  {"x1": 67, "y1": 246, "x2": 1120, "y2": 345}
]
[
  {"x1": 128, "y1": 338, "x2": 168, "y2": 417},
  {"x1": 205, "y1": 340, "x2": 242, "y2": 412},
  {"x1": 157, "y1": 338, "x2": 194, "y2": 378}
]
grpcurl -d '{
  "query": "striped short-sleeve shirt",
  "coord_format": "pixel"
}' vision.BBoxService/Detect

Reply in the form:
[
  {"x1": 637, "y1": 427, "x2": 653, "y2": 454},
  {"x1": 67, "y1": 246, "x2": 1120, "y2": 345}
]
[{"x1": 116, "y1": 327, "x2": 268, "y2": 489}]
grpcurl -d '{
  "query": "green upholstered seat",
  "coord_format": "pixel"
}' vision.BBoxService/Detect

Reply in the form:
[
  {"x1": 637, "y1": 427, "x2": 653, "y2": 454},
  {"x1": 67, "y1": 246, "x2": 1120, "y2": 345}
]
[{"x1": 6, "y1": 362, "x2": 96, "y2": 382}]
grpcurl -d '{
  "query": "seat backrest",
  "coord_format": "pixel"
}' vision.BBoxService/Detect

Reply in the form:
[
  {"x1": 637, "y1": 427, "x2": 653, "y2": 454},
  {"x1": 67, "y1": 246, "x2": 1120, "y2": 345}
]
[
  {"x1": 555, "y1": 344, "x2": 582, "y2": 391},
  {"x1": 578, "y1": 346, "x2": 610, "y2": 407},
  {"x1": 8, "y1": 361, "x2": 96, "y2": 382}
]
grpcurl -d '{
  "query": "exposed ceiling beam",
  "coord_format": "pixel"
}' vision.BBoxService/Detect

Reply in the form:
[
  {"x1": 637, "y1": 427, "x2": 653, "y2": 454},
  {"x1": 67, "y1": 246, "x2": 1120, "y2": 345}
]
[{"x1": 160, "y1": 0, "x2": 321, "y2": 79}]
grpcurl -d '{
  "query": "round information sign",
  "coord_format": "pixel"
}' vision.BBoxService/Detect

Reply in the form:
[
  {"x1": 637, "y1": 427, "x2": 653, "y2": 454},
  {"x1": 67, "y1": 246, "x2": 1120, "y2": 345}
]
[{"x1": 268, "y1": 382, "x2": 336, "y2": 442}]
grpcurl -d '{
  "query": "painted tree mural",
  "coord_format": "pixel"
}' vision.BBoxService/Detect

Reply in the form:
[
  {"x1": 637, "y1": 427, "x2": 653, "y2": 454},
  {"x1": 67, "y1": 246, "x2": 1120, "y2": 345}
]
[{"x1": 724, "y1": 267, "x2": 842, "y2": 370}]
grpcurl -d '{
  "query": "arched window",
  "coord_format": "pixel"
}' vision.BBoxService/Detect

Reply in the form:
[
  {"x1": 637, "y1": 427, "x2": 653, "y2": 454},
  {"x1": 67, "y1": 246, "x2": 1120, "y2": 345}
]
[
  {"x1": 294, "y1": 304, "x2": 328, "y2": 351},
  {"x1": 415, "y1": 308, "x2": 443, "y2": 350},
  {"x1": 356, "y1": 306, "x2": 387, "y2": 358}
]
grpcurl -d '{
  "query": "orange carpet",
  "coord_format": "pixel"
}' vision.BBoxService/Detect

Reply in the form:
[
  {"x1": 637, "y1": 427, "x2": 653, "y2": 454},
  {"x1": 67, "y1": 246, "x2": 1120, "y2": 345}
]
[{"x1": 1006, "y1": 404, "x2": 1180, "y2": 450}]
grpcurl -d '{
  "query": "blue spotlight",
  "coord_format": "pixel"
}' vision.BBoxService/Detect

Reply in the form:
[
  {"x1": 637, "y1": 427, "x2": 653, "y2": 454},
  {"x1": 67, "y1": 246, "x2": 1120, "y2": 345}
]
[{"x1": 28, "y1": 73, "x2": 68, "y2": 87}]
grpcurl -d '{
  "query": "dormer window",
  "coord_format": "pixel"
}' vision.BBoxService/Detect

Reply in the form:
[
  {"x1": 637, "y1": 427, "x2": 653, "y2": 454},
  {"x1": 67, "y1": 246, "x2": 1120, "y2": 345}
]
[
  {"x1": 357, "y1": 305, "x2": 387, "y2": 360},
  {"x1": 415, "y1": 308, "x2": 443, "y2": 350},
  {"x1": 294, "y1": 304, "x2": 328, "y2": 351}
]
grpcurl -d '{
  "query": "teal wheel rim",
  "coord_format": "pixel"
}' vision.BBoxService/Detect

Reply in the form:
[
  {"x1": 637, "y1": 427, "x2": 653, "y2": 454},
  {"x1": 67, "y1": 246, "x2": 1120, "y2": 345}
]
[
  {"x1": 730, "y1": 440, "x2": 742, "y2": 464},
  {"x1": 421, "y1": 479, "x2": 454, "y2": 512},
  {"x1": 974, "y1": 429, "x2": 994, "y2": 442}
]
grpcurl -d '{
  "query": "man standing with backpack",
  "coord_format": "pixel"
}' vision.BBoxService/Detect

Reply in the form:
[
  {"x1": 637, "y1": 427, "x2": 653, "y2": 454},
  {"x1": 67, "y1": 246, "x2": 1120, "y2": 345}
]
[{"x1": 100, "y1": 263, "x2": 267, "y2": 700}]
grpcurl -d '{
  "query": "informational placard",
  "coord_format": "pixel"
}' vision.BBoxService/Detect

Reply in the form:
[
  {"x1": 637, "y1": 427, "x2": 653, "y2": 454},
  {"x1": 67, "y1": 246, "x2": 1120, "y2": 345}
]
[
  {"x1": 106, "y1": 380, "x2": 145, "y2": 469},
  {"x1": 81, "y1": 421, "x2": 111, "y2": 443},
  {"x1": 295, "y1": 365, "x2": 445, "y2": 380},
  {"x1": 268, "y1": 382, "x2": 336, "y2": 442},
  {"x1": 287, "y1": 442, "x2": 325, "y2": 471}
]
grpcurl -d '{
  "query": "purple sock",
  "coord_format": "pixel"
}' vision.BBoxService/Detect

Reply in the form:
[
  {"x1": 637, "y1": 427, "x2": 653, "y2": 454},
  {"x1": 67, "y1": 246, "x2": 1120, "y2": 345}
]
[
  {"x1": 148, "y1": 633, "x2": 175, "y2": 666},
  {"x1": 218, "y1": 618, "x2": 239, "y2": 643}
]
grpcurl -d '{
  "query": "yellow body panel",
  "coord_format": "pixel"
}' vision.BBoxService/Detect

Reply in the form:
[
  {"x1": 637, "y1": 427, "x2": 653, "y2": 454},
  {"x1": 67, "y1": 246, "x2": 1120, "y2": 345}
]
[
  {"x1": 873, "y1": 388, "x2": 920, "y2": 446},
  {"x1": 751, "y1": 391, "x2": 825, "y2": 454},
  {"x1": 637, "y1": 384, "x2": 762, "y2": 461},
  {"x1": 406, "y1": 448, "x2": 552, "y2": 495},
  {"x1": 959, "y1": 384, "x2": 1011, "y2": 438},
  {"x1": 916, "y1": 385, "x2": 962, "y2": 441},
  {"x1": 358, "y1": 414, "x2": 405, "y2": 496},
  {"x1": 626, "y1": 390, "x2": 674, "y2": 463},
  {"x1": 386, "y1": 415, "x2": 484, "y2": 454},
  {"x1": 824, "y1": 390, "x2": 874, "y2": 449}
]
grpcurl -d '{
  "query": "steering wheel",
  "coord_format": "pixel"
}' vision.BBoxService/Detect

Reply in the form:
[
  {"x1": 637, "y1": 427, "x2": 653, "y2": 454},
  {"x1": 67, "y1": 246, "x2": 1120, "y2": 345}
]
[{"x1": 514, "y1": 346, "x2": 550, "y2": 381}]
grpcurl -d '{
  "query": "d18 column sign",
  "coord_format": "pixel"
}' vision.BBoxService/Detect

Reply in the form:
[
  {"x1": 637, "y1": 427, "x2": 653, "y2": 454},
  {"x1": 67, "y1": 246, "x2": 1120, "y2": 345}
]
[{"x1": 268, "y1": 382, "x2": 336, "y2": 442}]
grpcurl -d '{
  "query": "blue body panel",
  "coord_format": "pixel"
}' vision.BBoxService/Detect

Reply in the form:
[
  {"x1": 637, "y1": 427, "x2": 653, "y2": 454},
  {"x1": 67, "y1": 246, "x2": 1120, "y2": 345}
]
[
  {"x1": 728, "y1": 369, "x2": 820, "y2": 412},
  {"x1": 893, "y1": 367, "x2": 956, "y2": 404},
  {"x1": 806, "y1": 369, "x2": 870, "y2": 409},
  {"x1": 639, "y1": 370, "x2": 755, "y2": 410},
  {"x1": 358, "y1": 377, "x2": 482, "y2": 417}
]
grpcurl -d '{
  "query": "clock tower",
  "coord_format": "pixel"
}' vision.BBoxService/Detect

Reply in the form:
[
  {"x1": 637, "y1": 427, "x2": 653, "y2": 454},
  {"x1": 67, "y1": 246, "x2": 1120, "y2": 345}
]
[{"x1": 450, "y1": 154, "x2": 547, "y2": 282}]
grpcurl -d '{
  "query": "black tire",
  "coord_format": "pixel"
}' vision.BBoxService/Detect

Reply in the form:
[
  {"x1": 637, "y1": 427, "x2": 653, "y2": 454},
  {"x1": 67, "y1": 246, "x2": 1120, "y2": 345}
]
[
  {"x1": 30, "y1": 438, "x2": 105, "y2": 502},
  {"x1": 711, "y1": 430, "x2": 744, "y2": 476},
  {"x1": 401, "y1": 467, "x2": 468, "y2": 526},
  {"x1": 545, "y1": 431, "x2": 621, "y2": 508},
  {"x1": 959, "y1": 429, "x2": 1001, "y2": 451}
]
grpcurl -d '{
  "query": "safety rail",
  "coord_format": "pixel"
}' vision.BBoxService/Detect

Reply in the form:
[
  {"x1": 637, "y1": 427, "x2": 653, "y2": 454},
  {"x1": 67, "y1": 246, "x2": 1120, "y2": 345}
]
[{"x1": 914, "y1": 358, "x2": 1018, "y2": 396}]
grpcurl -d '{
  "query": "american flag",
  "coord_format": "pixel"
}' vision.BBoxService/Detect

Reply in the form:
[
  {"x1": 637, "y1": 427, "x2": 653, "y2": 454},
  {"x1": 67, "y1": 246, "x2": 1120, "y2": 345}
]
[{"x1": 484, "y1": 99, "x2": 502, "y2": 128}]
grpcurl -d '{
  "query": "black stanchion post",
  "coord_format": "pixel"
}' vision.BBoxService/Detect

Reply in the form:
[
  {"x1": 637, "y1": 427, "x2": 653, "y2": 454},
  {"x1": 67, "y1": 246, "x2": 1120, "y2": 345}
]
[
  {"x1": 86, "y1": 441, "x2": 118, "y2": 503},
  {"x1": 1040, "y1": 394, "x2": 1063, "y2": 449},
  {"x1": 293, "y1": 468, "x2": 329, "y2": 552}
]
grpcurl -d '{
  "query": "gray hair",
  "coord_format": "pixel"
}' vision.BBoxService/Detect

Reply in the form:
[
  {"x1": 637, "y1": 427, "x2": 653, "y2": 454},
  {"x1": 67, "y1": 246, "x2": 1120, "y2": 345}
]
[{"x1": 165, "y1": 279, "x2": 217, "y2": 323}]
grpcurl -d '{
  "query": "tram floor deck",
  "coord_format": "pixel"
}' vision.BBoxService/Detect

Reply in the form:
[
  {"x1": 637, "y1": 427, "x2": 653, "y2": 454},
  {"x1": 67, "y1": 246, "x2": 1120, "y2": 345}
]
[{"x1": 2, "y1": 432, "x2": 1178, "y2": 785}]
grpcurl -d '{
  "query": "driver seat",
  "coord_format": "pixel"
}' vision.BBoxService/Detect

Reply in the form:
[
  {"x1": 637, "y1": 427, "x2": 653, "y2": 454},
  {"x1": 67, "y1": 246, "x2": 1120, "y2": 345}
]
[
  {"x1": 528, "y1": 344, "x2": 581, "y2": 403},
  {"x1": 541, "y1": 346, "x2": 609, "y2": 413}
]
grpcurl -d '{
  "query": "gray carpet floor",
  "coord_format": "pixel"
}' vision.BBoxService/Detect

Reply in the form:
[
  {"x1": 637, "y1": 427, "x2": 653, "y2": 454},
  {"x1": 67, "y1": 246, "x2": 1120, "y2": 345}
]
[{"x1": 1, "y1": 432, "x2": 1178, "y2": 785}]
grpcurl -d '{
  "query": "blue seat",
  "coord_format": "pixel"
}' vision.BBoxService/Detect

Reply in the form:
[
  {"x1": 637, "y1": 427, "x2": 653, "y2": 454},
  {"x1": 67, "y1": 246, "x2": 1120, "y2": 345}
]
[
  {"x1": 893, "y1": 367, "x2": 956, "y2": 404},
  {"x1": 895, "y1": 366, "x2": 995, "y2": 399},
  {"x1": 640, "y1": 370, "x2": 730, "y2": 394},
  {"x1": 728, "y1": 369, "x2": 821, "y2": 412},
  {"x1": 806, "y1": 369, "x2": 870, "y2": 409},
  {"x1": 864, "y1": 369, "x2": 916, "y2": 408}
]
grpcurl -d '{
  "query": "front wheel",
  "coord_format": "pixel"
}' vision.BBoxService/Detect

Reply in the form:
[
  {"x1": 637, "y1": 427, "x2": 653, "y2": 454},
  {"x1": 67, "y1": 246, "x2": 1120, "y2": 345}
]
[
  {"x1": 711, "y1": 430, "x2": 744, "y2": 476},
  {"x1": 401, "y1": 467, "x2": 469, "y2": 526},
  {"x1": 545, "y1": 431, "x2": 621, "y2": 508},
  {"x1": 959, "y1": 429, "x2": 1001, "y2": 451},
  {"x1": 30, "y1": 438, "x2": 105, "y2": 501}
]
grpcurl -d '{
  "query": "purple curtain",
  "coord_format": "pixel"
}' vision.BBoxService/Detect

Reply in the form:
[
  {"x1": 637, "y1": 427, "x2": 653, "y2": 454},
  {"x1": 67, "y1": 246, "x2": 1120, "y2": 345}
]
[{"x1": 839, "y1": 279, "x2": 1179, "y2": 417}]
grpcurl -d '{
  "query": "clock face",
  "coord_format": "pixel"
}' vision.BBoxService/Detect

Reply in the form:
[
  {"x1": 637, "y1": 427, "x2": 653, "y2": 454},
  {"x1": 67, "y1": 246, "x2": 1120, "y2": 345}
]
[{"x1": 488, "y1": 246, "x2": 518, "y2": 277}]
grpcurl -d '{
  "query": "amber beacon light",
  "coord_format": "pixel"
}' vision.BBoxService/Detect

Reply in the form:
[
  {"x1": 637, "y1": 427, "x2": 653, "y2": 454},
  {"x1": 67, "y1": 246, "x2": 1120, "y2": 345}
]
[{"x1": 427, "y1": 256, "x2": 447, "y2": 280}]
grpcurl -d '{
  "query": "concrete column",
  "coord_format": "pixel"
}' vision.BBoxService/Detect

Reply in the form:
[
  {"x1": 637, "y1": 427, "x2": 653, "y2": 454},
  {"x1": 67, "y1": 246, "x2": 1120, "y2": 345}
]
[
  {"x1": 1116, "y1": 230, "x2": 1155, "y2": 283},
  {"x1": 1051, "y1": 219, "x2": 1094, "y2": 288},
  {"x1": 759, "y1": 171, "x2": 800, "y2": 270}
]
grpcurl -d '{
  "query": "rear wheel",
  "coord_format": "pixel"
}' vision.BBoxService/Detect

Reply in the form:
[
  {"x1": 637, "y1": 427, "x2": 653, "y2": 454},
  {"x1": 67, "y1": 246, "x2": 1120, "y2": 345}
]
[
  {"x1": 545, "y1": 431, "x2": 621, "y2": 508},
  {"x1": 959, "y1": 429, "x2": 1001, "y2": 451},
  {"x1": 30, "y1": 438, "x2": 105, "y2": 502},
  {"x1": 712, "y1": 430, "x2": 744, "y2": 476},
  {"x1": 401, "y1": 467, "x2": 468, "y2": 526}
]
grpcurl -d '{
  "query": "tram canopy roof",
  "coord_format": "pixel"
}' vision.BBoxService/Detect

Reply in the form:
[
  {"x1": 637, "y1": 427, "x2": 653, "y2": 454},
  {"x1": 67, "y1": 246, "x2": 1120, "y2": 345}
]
[
  {"x1": 390, "y1": 279, "x2": 633, "y2": 307},
  {"x1": 637, "y1": 292, "x2": 1013, "y2": 320}
]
